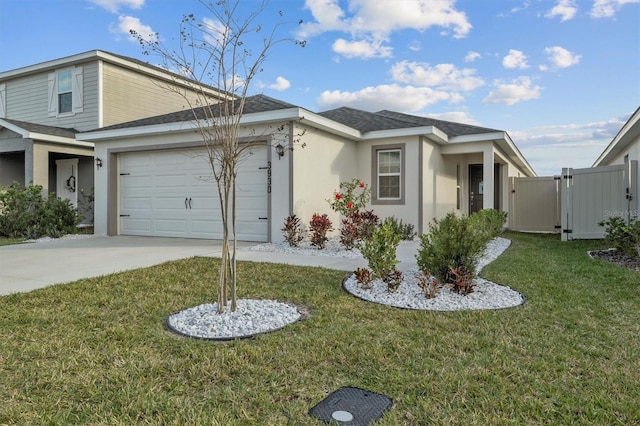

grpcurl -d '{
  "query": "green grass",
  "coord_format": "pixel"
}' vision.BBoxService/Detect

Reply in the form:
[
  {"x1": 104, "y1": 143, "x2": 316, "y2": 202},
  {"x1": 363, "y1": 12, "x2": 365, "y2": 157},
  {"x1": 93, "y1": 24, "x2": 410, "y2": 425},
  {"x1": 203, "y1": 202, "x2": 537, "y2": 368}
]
[
  {"x1": 0, "y1": 232, "x2": 638, "y2": 425},
  {"x1": 0, "y1": 237, "x2": 24, "y2": 246}
]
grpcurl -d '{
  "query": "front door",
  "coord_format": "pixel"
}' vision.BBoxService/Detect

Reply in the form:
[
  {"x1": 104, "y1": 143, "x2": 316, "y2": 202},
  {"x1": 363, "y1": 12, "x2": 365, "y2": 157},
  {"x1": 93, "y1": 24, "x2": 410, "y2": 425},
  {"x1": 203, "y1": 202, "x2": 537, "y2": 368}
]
[
  {"x1": 56, "y1": 158, "x2": 79, "y2": 208},
  {"x1": 469, "y1": 164, "x2": 483, "y2": 214}
]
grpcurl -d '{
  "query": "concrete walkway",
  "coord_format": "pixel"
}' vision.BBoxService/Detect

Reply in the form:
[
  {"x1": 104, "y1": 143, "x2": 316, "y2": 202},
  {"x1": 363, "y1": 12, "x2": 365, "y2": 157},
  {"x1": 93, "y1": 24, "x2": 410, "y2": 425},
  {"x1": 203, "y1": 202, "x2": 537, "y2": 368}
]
[{"x1": 0, "y1": 236, "x2": 420, "y2": 295}]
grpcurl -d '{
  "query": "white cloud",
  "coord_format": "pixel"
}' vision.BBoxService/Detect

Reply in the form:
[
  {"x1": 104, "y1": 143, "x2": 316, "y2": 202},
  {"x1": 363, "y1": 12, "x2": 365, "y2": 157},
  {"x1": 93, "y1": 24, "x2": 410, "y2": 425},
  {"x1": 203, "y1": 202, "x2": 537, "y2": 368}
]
[
  {"x1": 299, "y1": 0, "x2": 472, "y2": 58},
  {"x1": 544, "y1": 46, "x2": 581, "y2": 68},
  {"x1": 511, "y1": 115, "x2": 626, "y2": 174},
  {"x1": 546, "y1": 0, "x2": 578, "y2": 21},
  {"x1": 502, "y1": 49, "x2": 529, "y2": 69},
  {"x1": 267, "y1": 76, "x2": 291, "y2": 91},
  {"x1": 483, "y1": 77, "x2": 541, "y2": 105},
  {"x1": 409, "y1": 40, "x2": 422, "y2": 52},
  {"x1": 298, "y1": 0, "x2": 348, "y2": 37},
  {"x1": 111, "y1": 15, "x2": 157, "y2": 43},
  {"x1": 390, "y1": 61, "x2": 484, "y2": 92},
  {"x1": 425, "y1": 111, "x2": 481, "y2": 126},
  {"x1": 88, "y1": 0, "x2": 144, "y2": 13},
  {"x1": 332, "y1": 38, "x2": 393, "y2": 59},
  {"x1": 465, "y1": 51, "x2": 481, "y2": 62},
  {"x1": 201, "y1": 17, "x2": 226, "y2": 48},
  {"x1": 317, "y1": 84, "x2": 463, "y2": 112},
  {"x1": 591, "y1": 0, "x2": 640, "y2": 18}
]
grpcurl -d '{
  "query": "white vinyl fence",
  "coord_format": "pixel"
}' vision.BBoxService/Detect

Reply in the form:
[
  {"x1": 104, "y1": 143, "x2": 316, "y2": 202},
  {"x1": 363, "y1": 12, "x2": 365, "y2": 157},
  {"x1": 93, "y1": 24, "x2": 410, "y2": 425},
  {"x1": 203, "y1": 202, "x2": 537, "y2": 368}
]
[{"x1": 510, "y1": 160, "x2": 638, "y2": 240}]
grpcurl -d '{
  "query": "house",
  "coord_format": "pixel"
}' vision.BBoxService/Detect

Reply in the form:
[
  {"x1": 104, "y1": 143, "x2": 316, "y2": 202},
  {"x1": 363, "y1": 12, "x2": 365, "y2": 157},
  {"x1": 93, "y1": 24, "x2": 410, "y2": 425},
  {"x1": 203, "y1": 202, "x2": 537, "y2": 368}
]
[
  {"x1": 78, "y1": 94, "x2": 536, "y2": 242},
  {"x1": 0, "y1": 50, "x2": 226, "y2": 222},
  {"x1": 592, "y1": 106, "x2": 640, "y2": 219}
]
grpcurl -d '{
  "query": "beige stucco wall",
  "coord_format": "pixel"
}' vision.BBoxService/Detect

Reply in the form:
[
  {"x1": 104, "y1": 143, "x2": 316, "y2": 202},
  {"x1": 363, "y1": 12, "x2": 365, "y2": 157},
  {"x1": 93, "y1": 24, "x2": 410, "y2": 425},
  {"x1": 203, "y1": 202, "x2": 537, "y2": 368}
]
[{"x1": 290, "y1": 123, "x2": 358, "y2": 236}]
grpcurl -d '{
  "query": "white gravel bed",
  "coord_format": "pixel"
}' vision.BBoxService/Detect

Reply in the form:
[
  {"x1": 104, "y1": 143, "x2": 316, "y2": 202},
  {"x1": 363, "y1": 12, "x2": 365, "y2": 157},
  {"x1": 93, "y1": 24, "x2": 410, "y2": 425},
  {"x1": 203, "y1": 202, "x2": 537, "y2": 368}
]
[
  {"x1": 343, "y1": 237, "x2": 525, "y2": 311},
  {"x1": 166, "y1": 299, "x2": 302, "y2": 340},
  {"x1": 26, "y1": 233, "x2": 100, "y2": 243},
  {"x1": 247, "y1": 238, "x2": 363, "y2": 258}
]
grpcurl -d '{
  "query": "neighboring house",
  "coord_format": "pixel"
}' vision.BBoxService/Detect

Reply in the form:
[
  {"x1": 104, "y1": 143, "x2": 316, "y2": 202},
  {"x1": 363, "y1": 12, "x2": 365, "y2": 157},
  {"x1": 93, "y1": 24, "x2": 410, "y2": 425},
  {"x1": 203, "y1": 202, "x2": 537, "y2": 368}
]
[
  {"x1": 78, "y1": 94, "x2": 536, "y2": 243},
  {"x1": 592, "y1": 106, "x2": 640, "y2": 218},
  {"x1": 0, "y1": 50, "x2": 226, "y2": 222}
]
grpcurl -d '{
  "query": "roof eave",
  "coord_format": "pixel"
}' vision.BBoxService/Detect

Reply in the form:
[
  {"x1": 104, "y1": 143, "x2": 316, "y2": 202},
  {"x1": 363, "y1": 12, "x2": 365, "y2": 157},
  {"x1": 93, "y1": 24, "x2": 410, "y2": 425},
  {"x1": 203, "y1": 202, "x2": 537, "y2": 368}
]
[
  {"x1": 362, "y1": 125, "x2": 449, "y2": 143},
  {"x1": 78, "y1": 107, "x2": 307, "y2": 141},
  {"x1": 592, "y1": 107, "x2": 640, "y2": 167},
  {"x1": 0, "y1": 119, "x2": 86, "y2": 146},
  {"x1": 449, "y1": 131, "x2": 537, "y2": 177}
]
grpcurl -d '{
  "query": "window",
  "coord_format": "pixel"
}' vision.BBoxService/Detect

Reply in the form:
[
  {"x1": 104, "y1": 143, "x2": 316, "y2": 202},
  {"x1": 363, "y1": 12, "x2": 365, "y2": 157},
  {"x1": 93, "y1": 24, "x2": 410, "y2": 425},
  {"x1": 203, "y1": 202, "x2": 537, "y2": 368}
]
[
  {"x1": 372, "y1": 144, "x2": 405, "y2": 204},
  {"x1": 48, "y1": 67, "x2": 83, "y2": 116},
  {"x1": 57, "y1": 70, "x2": 73, "y2": 113}
]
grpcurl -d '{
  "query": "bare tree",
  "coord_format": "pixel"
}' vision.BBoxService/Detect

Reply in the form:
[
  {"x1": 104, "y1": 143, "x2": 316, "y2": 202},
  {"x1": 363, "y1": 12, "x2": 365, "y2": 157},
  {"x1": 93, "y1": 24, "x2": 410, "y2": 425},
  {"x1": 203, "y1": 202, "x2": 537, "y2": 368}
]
[{"x1": 132, "y1": 0, "x2": 305, "y2": 313}]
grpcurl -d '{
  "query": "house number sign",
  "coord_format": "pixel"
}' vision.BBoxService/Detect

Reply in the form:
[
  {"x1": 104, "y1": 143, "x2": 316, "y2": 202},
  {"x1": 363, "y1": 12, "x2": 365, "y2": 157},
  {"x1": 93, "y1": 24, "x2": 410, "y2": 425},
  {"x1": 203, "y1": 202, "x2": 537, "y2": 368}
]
[{"x1": 259, "y1": 161, "x2": 272, "y2": 194}]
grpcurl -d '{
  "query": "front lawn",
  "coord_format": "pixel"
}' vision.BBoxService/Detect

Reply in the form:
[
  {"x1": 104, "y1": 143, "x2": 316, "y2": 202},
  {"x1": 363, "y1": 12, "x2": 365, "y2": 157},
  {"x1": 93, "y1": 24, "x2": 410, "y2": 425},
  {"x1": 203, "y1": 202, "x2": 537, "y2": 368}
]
[
  {"x1": 0, "y1": 232, "x2": 638, "y2": 424},
  {"x1": 0, "y1": 237, "x2": 24, "y2": 246}
]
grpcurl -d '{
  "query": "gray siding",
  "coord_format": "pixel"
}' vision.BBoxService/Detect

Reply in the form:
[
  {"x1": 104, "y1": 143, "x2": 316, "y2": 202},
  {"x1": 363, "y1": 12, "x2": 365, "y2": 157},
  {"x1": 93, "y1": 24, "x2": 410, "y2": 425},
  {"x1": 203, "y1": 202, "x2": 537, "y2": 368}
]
[{"x1": 2, "y1": 61, "x2": 100, "y2": 132}]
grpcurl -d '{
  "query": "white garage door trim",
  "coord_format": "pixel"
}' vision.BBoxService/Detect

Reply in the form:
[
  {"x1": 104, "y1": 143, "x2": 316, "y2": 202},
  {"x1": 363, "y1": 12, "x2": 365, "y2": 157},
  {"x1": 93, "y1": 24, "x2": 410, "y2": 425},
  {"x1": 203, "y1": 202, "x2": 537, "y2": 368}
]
[{"x1": 119, "y1": 146, "x2": 269, "y2": 241}]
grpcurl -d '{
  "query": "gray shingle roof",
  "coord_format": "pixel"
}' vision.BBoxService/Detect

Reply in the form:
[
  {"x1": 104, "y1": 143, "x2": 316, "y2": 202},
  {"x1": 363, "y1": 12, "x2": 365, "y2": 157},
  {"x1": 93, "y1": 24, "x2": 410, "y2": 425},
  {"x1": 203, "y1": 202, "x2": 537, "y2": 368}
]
[
  {"x1": 1, "y1": 118, "x2": 77, "y2": 139},
  {"x1": 100, "y1": 94, "x2": 297, "y2": 130},
  {"x1": 317, "y1": 107, "x2": 500, "y2": 137},
  {"x1": 317, "y1": 107, "x2": 417, "y2": 133},
  {"x1": 90, "y1": 93, "x2": 503, "y2": 139},
  {"x1": 376, "y1": 110, "x2": 500, "y2": 137}
]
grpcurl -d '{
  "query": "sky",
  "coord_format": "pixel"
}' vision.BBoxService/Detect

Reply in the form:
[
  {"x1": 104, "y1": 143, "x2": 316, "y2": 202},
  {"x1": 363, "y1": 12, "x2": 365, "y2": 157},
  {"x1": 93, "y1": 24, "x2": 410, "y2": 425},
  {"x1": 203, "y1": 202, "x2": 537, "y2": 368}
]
[{"x1": 0, "y1": 0, "x2": 638, "y2": 176}]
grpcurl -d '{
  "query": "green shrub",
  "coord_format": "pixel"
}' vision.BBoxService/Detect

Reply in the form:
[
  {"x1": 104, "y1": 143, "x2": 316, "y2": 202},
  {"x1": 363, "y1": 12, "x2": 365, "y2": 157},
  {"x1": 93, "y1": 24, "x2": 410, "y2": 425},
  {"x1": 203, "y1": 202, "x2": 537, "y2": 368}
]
[
  {"x1": 0, "y1": 182, "x2": 79, "y2": 239},
  {"x1": 416, "y1": 212, "x2": 486, "y2": 286},
  {"x1": 469, "y1": 209, "x2": 507, "y2": 241},
  {"x1": 358, "y1": 221, "x2": 401, "y2": 279},
  {"x1": 327, "y1": 178, "x2": 371, "y2": 217},
  {"x1": 383, "y1": 215, "x2": 416, "y2": 241},
  {"x1": 599, "y1": 216, "x2": 640, "y2": 259}
]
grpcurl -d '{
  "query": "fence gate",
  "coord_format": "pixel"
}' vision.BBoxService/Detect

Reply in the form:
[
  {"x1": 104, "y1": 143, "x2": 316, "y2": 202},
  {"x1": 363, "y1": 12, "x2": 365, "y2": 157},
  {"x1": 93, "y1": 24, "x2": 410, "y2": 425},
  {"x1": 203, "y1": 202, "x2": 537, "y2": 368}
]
[
  {"x1": 560, "y1": 161, "x2": 637, "y2": 241},
  {"x1": 509, "y1": 176, "x2": 561, "y2": 233}
]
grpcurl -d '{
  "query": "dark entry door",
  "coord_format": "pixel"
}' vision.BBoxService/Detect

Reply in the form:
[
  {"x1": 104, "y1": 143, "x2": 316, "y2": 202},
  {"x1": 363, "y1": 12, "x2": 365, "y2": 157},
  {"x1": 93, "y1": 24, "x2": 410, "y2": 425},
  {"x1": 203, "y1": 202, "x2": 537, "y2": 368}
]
[{"x1": 469, "y1": 164, "x2": 483, "y2": 214}]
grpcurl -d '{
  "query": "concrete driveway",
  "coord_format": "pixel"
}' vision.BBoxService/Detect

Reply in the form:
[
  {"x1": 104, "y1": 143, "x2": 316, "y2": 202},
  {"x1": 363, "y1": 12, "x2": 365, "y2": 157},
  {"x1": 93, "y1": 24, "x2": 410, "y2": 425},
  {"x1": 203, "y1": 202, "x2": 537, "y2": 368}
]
[
  {"x1": 0, "y1": 236, "x2": 228, "y2": 295},
  {"x1": 0, "y1": 235, "x2": 419, "y2": 295}
]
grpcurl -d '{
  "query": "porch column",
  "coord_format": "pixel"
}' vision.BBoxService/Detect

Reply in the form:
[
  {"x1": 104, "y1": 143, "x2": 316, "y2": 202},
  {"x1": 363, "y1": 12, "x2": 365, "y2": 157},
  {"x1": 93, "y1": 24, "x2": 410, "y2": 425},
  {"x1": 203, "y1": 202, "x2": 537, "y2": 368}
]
[
  {"x1": 482, "y1": 146, "x2": 494, "y2": 210},
  {"x1": 24, "y1": 142, "x2": 34, "y2": 186}
]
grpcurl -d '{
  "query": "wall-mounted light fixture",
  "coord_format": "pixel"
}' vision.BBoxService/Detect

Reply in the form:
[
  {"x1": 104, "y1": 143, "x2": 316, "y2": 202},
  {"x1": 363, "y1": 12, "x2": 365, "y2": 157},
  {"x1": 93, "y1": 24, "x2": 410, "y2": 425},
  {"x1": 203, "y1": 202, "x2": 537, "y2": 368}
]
[
  {"x1": 275, "y1": 143, "x2": 285, "y2": 159},
  {"x1": 95, "y1": 158, "x2": 103, "y2": 169}
]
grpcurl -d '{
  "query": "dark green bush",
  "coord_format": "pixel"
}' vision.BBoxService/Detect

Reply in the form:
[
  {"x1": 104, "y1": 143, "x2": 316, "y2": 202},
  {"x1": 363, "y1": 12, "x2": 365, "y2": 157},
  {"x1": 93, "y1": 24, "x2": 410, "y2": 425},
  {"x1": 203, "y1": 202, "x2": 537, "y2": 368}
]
[
  {"x1": 0, "y1": 182, "x2": 80, "y2": 239},
  {"x1": 383, "y1": 215, "x2": 416, "y2": 240},
  {"x1": 416, "y1": 212, "x2": 487, "y2": 286},
  {"x1": 599, "y1": 216, "x2": 640, "y2": 259},
  {"x1": 469, "y1": 209, "x2": 507, "y2": 241},
  {"x1": 357, "y1": 221, "x2": 401, "y2": 279}
]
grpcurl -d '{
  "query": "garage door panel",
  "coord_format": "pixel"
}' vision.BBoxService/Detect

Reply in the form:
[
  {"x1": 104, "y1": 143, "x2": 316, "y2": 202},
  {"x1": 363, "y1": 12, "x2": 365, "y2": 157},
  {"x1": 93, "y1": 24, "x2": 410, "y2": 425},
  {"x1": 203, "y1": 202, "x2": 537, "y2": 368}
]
[
  {"x1": 121, "y1": 218, "x2": 151, "y2": 233},
  {"x1": 120, "y1": 146, "x2": 268, "y2": 241},
  {"x1": 155, "y1": 219, "x2": 188, "y2": 234}
]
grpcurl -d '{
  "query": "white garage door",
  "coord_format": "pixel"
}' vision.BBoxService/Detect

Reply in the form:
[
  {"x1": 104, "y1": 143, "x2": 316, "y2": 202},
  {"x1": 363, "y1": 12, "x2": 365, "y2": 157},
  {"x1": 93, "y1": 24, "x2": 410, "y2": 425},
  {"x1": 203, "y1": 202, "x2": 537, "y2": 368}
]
[{"x1": 119, "y1": 146, "x2": 269, "y2": 241}]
